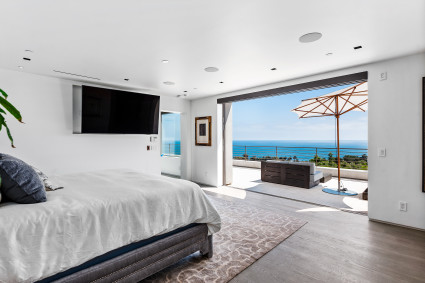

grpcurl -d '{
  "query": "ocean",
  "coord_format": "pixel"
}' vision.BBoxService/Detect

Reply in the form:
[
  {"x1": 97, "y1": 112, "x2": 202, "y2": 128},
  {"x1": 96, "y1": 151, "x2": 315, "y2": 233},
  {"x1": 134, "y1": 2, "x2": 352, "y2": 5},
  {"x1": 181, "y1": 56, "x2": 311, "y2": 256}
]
[
  {"x1": 233, "y1": 140, "x2": 367, "y2": 161},
  {"x1": 233, "y1": 140, "x2": 367, "y2": 148},
  {"x1": 162, "y1": 140, "x2": 368, "y2": 161}
]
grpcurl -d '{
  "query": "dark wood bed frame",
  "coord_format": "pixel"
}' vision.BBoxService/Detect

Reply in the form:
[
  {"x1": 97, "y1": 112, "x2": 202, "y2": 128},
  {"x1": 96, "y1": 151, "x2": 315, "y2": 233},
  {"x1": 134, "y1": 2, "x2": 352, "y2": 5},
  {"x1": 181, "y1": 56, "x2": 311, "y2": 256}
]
[{"x1": 39, "y1": 224, "x2": 212, "y2": 283}]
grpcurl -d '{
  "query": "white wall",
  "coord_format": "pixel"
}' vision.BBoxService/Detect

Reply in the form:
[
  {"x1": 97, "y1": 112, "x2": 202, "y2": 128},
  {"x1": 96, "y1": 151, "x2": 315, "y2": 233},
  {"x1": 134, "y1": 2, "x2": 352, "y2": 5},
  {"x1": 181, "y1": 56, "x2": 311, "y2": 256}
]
[
  {"x1": 190, "y1": 97, "x2": 223, "y2": 186},
  {"x1": 367, "y1": 54, "x2": 425, "y2": 229},
  {"x1": 191, "y1": 52, "x2": 425, "y2": 230},
  {"x1": 0, "y1": 69, "x2": 191, "y2": 178},
  {"x1": 160, "y1": 156, "x2": 181, "y2": 177}
]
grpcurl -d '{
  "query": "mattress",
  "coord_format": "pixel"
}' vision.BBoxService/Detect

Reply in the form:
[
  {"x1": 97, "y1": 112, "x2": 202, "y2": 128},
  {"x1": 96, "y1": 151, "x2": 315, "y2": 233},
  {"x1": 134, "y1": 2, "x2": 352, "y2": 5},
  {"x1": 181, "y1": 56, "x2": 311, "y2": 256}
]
[{"x1": 0, "y1": 169, "x2": 221, "y2": 283}]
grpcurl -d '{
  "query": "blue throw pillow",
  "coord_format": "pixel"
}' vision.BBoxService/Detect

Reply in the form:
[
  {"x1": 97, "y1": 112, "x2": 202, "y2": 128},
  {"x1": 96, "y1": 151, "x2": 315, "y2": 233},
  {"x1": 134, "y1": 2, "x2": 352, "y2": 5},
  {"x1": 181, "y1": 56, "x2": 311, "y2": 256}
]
[{"x1": 0, "y1": 153, "x2": 46, "y2": 204}]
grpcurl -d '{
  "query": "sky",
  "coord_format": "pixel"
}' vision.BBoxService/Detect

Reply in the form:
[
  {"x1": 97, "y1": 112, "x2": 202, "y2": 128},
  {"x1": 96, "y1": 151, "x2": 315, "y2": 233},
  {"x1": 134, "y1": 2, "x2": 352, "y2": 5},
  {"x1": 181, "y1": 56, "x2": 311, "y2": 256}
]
[{"x1": 232, "y1": 84, "x2": 368, "y2": 141}]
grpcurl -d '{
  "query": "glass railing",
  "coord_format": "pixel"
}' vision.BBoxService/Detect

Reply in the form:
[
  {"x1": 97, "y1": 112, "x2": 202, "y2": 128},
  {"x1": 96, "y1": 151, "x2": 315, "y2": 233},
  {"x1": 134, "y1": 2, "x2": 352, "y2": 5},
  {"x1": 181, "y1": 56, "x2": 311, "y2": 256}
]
[
  {"x1": 162, "y1": 143, "x2": 181, "y2": 156},
  {"x1": 233, "y1": 145, "x2": 368, "y2": 170}
]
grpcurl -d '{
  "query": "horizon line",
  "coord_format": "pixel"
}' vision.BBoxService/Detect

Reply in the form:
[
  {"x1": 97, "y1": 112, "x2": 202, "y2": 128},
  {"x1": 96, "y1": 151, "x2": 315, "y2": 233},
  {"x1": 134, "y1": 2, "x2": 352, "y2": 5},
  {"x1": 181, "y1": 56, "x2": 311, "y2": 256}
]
[{"x1": 232, "y1": 139, "x2": 367, "y2": 141}]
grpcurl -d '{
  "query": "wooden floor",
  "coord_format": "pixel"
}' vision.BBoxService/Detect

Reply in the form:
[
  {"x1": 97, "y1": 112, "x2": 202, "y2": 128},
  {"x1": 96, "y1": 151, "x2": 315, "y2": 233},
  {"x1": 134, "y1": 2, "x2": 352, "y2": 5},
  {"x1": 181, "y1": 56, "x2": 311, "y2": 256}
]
[{"x1": 204, "y1": 188, "x2": 425, "y2": 283}]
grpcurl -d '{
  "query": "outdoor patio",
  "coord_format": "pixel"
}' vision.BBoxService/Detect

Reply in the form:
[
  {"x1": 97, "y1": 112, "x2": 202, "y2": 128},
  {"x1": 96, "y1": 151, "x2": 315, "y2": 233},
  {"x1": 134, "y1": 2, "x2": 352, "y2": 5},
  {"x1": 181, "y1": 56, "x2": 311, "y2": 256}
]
[{"x1": 230, "y1": 166, "x2": 368, "y2": 215}]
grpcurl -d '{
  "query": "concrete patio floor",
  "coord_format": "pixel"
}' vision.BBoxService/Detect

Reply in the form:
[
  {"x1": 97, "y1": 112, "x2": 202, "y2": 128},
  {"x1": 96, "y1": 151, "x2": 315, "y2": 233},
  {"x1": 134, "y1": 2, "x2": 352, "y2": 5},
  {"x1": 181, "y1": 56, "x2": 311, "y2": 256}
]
[{"x1": 228, "y1": 166, "x2": 368, "y2": 215}]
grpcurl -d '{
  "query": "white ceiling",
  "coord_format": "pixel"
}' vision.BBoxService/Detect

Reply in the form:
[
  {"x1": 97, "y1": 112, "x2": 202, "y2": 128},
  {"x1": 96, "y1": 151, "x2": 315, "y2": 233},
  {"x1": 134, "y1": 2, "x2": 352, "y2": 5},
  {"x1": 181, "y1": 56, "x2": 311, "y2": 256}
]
[{"x1": 1, "y1": 0, "x2": 424, "y2": 99}]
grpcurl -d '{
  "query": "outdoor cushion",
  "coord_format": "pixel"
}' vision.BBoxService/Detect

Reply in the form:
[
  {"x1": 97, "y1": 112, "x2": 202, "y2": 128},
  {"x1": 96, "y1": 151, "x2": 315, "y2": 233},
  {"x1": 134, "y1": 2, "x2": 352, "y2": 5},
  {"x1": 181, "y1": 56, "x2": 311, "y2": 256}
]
[{"x1": 312, "y1": 171, "x2": 324, "y2": 182}]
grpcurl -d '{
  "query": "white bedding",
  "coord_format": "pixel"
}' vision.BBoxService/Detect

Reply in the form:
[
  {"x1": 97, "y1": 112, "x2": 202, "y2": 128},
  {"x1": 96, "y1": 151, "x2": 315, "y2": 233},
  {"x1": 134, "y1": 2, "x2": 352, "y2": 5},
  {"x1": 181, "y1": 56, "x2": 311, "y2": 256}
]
[{"x1": 0, "y1": 169, "x2": 221, "y2": 283}]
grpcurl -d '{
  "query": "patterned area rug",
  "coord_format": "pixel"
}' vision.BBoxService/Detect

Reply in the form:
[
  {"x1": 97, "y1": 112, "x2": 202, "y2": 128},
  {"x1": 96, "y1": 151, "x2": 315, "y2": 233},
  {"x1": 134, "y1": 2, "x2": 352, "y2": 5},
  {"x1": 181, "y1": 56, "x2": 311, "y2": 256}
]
[{"x1": 143, "y1": 197, "x2": 306, "y2": 283}]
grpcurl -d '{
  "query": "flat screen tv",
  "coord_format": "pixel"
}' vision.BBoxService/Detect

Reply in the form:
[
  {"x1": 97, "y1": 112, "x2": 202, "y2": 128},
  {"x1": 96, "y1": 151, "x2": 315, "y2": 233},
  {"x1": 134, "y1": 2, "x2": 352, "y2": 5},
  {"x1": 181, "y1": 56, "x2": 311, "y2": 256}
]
[{"x1": 81, "y1": 86, "x2": 160, "y2": 134}]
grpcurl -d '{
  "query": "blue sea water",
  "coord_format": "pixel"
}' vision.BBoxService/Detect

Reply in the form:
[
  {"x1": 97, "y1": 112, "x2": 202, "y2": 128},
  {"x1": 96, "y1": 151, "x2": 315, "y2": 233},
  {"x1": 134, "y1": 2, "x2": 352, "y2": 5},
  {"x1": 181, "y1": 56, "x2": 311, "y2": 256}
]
[
  {"x1": 162, "y1": 140, "x2": 368, "y2": 160},
  {"x1": 162, "y1": 141, "x2": 181, "y2": 155},
  {"x1": 233, "y1": 140, "x2": 367, "y2": 148},
  {"x1": 233, "y1": 140, "x2": 367, "y2": 161}
]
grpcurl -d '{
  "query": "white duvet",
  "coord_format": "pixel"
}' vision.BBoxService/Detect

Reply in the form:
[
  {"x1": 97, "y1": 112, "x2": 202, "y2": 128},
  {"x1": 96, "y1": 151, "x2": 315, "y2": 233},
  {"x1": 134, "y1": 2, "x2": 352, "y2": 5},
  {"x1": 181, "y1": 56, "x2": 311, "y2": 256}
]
[{"x1": 0, "y1": 169, "x2": 221, "y2": 283}]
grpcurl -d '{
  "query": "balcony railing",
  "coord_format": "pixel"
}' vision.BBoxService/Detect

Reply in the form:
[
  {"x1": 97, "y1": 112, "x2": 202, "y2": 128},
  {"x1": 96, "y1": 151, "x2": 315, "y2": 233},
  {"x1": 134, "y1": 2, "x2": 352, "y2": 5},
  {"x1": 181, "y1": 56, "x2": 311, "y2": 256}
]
[
  {"x1": 233, "y1": 145, "x2": 368, "y2": 170},
  {"x1": 162, "y1": 143, "x2": 368, "y2": 170},
  {"x1": 162, "y1": 143, "x2": 181, "y2": 156}
]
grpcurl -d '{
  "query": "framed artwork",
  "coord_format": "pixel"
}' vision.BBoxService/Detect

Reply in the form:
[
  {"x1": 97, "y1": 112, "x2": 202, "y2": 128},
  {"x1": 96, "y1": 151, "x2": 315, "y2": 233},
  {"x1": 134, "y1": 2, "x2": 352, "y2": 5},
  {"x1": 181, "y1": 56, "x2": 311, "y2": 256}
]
[{"x1": 195, "y1": 116, "x2": 212, "y2": 146}]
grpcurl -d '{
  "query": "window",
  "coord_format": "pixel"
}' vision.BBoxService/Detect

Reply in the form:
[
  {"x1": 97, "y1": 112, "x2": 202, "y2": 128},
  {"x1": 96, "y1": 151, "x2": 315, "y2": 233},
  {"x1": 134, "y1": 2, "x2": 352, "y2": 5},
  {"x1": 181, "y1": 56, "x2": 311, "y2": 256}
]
[{"x1": 161, "y1": 112, "x2": 181, "y2": 156}]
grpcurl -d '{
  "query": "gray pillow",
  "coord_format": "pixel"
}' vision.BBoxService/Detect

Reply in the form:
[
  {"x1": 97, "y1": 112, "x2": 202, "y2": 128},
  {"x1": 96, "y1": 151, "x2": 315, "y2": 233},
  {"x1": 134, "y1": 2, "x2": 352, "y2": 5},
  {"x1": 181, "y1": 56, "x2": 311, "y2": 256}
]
[{"x1": 0, "y1": 153, "x2": 46, "y2": 204}]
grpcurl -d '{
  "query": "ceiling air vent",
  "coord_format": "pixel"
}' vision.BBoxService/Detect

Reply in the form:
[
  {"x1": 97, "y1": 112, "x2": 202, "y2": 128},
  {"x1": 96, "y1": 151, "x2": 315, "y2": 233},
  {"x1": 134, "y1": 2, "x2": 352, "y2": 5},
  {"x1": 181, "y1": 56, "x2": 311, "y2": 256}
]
[{"x1": 53, "y1": 70, "x2": 100, "y2": 80}]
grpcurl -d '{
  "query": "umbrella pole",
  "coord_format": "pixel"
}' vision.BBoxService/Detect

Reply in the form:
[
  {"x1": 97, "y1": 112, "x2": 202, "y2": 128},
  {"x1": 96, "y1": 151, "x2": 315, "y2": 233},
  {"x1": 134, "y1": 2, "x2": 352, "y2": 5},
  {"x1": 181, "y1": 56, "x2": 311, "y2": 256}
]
[
  {"x1": 335, "y1": 96, "x2": 341, "y2": 191},
  {"x1": 323, "y1": 110, "x2": 355, "y2": 195},
  {"x1": 336, "y1": 114, "x2": 341, "y2": 191}
]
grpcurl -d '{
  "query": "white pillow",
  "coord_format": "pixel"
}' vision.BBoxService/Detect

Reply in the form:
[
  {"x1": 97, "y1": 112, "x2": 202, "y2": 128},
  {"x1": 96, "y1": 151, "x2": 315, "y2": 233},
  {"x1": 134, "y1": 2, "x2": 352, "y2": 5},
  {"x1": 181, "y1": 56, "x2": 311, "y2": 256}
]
[{"x1": 32, "y1": 167, "x2": 64, "y2": 191}]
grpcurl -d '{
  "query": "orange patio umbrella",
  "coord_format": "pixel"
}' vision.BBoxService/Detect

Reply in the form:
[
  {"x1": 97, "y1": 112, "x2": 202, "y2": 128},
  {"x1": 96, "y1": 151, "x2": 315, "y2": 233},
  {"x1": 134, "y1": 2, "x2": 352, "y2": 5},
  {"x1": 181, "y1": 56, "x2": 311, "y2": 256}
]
[{"x1": 292, "y1": 82, "x2": 368, "y2": 195}]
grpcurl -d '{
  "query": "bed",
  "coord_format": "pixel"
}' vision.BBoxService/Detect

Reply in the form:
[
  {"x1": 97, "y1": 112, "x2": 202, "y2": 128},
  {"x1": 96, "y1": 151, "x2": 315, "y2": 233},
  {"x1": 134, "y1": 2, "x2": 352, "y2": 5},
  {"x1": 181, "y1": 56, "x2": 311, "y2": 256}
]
[{"x1": 0, "y1": 169, "x2": 221, "y2": 283}]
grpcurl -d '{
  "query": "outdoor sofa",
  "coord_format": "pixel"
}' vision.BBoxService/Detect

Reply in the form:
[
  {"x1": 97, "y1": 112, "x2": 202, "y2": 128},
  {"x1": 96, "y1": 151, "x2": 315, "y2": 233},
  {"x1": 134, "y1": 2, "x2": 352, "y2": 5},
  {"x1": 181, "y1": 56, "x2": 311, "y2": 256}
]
[{"x1": 261, "y1": 160, "x2": 323, "y2": 189}]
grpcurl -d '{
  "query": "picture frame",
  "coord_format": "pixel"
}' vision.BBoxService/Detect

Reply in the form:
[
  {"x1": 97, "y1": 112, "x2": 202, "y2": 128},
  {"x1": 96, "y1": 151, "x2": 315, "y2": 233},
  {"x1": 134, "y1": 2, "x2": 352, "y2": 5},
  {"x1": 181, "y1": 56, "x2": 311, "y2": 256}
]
[{"x1": 195, "y1": 116, "x2": 212, "y2": 146}]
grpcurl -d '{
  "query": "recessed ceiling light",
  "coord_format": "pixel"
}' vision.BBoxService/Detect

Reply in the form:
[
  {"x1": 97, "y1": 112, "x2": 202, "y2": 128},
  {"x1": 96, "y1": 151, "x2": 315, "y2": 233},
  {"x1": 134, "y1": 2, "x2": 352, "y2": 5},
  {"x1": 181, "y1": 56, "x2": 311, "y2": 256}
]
[
  {"x1": 326, "y1": 53, "x2": 333, "y2": 56},
  {"x1": 271, "y1": 68, "x2": 277, "y2": 71},
  {"x1": 183, "y1": 94, "x2": 188, "y2": 97},
  {"x1": 163, "y1": 81, "x2": 175, "y2": 85},
  {"x1": 18, "y1": 66, "x2": 23, "y2": 69},
  {"x1": 23, "y1": 57, "x2": 31, "y2": 61},
  {"x1": 183, "y1": 90, "x2": 188, "y2": 93},
  {"x1": 354, "y1": 46, "x2": 362, "y2": 50},
  {"x1": 124, "y1": 78, "x2": 129, "y2": 81},
  {"x1": 299, "y1": 32, "x2": 322, "y2": 43},
  {"x1": 219, "y1": 81, "x2": 224, "y2": 84},
  {"x1": 204, "y1": 67, "x2": 219, "y2": 72},
  {"x1": 162, "y1": 60, "x2": 169, "y2": 63}
]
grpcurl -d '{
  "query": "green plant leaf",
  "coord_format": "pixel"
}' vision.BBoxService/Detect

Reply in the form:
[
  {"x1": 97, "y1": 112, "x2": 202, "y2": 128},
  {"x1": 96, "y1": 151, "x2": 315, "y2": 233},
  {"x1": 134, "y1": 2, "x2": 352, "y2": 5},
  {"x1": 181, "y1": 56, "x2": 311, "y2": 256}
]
[
  {"x1": 2, "y1": 120, "x2": 15, "y2": 148},
  {"x1": 0, "y1": 107, "x2": 5, "y2": 114},
  {"x1": 0, "y1": 88, "x2": 8, "y2": 99},
  {"x1": 0, "y1": 96, "x2": 22, "y2": 122}
]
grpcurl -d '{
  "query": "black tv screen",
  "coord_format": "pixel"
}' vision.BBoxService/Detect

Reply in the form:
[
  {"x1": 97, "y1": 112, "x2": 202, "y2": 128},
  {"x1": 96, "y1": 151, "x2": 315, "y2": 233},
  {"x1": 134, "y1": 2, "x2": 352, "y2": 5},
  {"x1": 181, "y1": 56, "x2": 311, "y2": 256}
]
[{"x1": 81, "y1": 86, "x2": 160, "y2": 134}]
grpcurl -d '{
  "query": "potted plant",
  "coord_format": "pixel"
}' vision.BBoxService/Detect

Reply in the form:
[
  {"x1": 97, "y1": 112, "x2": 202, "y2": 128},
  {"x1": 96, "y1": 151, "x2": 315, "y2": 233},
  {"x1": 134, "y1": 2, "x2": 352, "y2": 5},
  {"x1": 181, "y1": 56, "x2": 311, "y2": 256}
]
[{"x1": 0, "y1": 88, "x2": 23, "y2": 148}]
